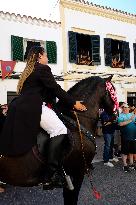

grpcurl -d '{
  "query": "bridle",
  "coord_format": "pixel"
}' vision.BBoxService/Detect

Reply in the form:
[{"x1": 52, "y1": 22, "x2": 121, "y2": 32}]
[
  {"x1": 74, "y1": 81, "x2": 118, "y2": 120},
  {"x1": 105, "y1": 81, "x2": 119, "y2": 112}
]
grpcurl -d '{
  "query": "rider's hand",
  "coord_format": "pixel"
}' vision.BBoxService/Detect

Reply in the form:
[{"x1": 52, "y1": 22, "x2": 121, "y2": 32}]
[{"x1": 73, "y1": 101, "x2": 87, "y2": 111}]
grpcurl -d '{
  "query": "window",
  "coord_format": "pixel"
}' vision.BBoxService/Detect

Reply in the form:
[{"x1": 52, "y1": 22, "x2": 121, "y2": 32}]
[
  {"x1": 104, "y1": 38, "x2": 130, "y2": 68},
  {"x1": 7, "y1": 91, "x2": 18, "y2": 104},
  {"x1": 11, "y1": 35, "x2": 57, "y2": 64},
  {"x1": 11, "y1": 35, "x2": 24, "y2": 61},
  {"x1": 76, "y1": 33, "x2": 92, "y2": 65},
  {"x1": 46, "y1": 41, "x2": 57, "y2": 64},
  {"x1": 68, "y1": 31, "x2": 100, "y2": 66},
  {"x1": 127, "y1": 92, "x2": 136, "y2": 106},
  {"x1": 133, "y1": 43, "x2": 136, "y2": 69},
  {"x1": 24, "y1": 39, "x2": 44, "y2": 60}
]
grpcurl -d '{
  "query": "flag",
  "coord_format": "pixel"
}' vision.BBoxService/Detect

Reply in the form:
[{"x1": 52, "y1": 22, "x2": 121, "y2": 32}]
[{"x1": 0, "y1": 60, "x2": 16, "y2": 80}]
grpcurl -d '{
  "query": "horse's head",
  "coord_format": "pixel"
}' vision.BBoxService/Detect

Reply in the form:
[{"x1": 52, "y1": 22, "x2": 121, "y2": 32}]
[
  {"x1": 57, "y1": 75, "x2": 118, "y2": 118},
  {"x1": 100, "y1": 75, "x2": 119, "y2": 115}
]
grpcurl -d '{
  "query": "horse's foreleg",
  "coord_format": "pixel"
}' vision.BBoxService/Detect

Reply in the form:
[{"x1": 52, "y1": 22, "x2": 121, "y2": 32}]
[{"x1": 63, "y1": 172, "x2": 84, "y2": 205}]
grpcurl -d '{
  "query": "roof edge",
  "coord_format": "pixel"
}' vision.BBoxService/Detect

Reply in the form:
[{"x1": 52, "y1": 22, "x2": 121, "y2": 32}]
[
  {"x1": 60, "y1": 0, "x2": 136, "y2": 25},
  {"x1": 0, "y1": 10, "x2": 61, "y2": 28}
]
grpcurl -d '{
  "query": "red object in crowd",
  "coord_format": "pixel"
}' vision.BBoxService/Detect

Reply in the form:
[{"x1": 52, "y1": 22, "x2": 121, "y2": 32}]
[{"x1": 0, "y1": 60, "x2": 16, "y2": 80}]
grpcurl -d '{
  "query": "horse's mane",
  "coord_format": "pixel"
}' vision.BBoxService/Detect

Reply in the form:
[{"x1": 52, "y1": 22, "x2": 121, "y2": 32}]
[
  {"x1": 56, "y1": 76, "x2": 106, "y2": 112},
  {"x1": 67, "y1": 76, "x2": 105, "y2": 97}
]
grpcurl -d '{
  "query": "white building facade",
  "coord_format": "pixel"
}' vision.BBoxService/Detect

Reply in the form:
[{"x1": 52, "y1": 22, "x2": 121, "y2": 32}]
[
  {"x1": 0, "y1": 0, "x2": 136, "y2": 105},
  {"x1": 0, "y1": 12, "x2": 63, "y2": 104},
  {"x1": 59, "y1": 0, "x2": 136, "y2": 105}
]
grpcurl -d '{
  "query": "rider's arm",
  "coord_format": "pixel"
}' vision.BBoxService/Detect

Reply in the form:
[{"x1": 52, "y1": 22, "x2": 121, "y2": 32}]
[{"x1": 37, "y1": 65, "x2": 86, "y2": 111}]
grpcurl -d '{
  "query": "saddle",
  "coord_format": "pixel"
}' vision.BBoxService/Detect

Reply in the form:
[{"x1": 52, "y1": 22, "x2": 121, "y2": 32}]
[
  {"x1": 33, "y1": 127, "x2": 74, "y2": 164},
  {"x1": 33, "y1": 129, "x2": 74, "y2": 190},
  {"x1": 32, "y1": 129, "x2": 49, "y2": 163}
]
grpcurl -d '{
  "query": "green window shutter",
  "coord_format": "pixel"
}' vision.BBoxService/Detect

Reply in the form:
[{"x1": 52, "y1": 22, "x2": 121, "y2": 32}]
[
  {"x1": 91, "y1": 35, "x2": 101, "y2": 65},
  {"x1": 104, "y1": 38, "x2": 112, "y2": 66},
  {"x1": 46, "y1": 41, "x2": 57, "y2": 64},
  {"x1": 133, "y1": 43, "x2": 136, "y2": 69},
  {"x1": 68, "y1": 31, "x2": 77, "y2": 63},
  {"x1": 11, "y1": 35, "x2": 24, "y2": 61},
  {"x1": 122, "y1": 41, "x2": 131, "y2": 68}
]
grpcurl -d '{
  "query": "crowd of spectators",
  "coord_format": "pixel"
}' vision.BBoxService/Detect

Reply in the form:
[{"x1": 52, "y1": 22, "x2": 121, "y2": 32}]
[{"x1": 98, "y1": 102, "x2": 136, "y2": 172}]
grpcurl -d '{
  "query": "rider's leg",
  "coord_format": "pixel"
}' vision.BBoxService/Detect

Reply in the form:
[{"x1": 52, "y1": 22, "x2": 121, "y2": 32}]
[
  {"x1": 44, "y1": 134, "x2": 68, "y2": 179},
  {"x1": 40, "y1": 104, "x2": 67, "y2": 137},
  {"x1": 40, "y1": 104, "x2": 70, "y2": 185}
]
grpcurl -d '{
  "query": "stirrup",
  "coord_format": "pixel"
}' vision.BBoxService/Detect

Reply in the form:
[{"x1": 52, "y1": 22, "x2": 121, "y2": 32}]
[
  {"x1": 43, "y1": 168, "x2": 74, "y2": 190},
  {"x1": 43, "y1": 170, "x2": 65, "y2": 190},
  {"x1": 62, "y1": 167, "x2": 74, "y2": 190}
]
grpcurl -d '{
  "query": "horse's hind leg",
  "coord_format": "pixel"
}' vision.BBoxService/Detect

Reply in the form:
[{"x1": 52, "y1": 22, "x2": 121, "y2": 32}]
[{"x1": 63, "y1": 172, "x2": 84, "y2": 205}]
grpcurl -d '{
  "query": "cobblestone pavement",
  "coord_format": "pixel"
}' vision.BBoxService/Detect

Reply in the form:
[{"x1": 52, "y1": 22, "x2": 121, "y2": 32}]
[
  {"x1": 0, "y1": 137, "x2": 136, "y2": 205},
  {"x1": 0, "y1": 161, "x2": 136, "y2": 205},
  {"x1": 93, "y1": 136, "x2": 104, "y2": 162}
]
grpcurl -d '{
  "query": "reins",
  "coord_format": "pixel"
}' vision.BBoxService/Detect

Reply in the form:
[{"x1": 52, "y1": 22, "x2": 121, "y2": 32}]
[
  {"x1": 73, "y1": 111, "x2": 97, "y2": 121},
  {"x1": 74, "y1": 111, "x2": 89, "y2": 174},
  {"x1": 74, "y1": 111, "x2": 102, "y2": 200}
]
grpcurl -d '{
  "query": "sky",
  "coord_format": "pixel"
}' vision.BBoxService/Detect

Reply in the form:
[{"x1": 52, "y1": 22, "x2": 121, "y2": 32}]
[{"x1": 0, "y1": 0, "x2": 135, "y2": 22}]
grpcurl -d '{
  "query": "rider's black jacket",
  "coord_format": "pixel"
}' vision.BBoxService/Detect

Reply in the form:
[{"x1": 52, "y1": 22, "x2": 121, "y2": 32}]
[{"x1": 0, "y1": 63, "x2": 75, "y2": 156}]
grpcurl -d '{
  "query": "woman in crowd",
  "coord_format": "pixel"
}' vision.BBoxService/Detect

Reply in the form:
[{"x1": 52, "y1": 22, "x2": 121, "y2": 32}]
[{"x1": 118, "y1": 104, "x2": 136, "y2": 172}]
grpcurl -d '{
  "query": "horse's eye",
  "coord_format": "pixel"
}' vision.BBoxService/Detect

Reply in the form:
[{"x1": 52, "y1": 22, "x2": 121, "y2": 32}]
[{"x1": 105, "y1": 91, "x2": 109, "y2": 96}]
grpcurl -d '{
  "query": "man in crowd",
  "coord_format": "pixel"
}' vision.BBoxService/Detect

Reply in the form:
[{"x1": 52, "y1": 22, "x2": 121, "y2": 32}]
[{"x1": 100, "y1": 110, "x2": 119, "y2": 167}]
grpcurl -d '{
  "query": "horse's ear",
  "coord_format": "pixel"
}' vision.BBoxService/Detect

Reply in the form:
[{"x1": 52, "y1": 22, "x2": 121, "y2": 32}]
[{"x1": 105, "y1": 74, "x2": 114, "y2": 82}]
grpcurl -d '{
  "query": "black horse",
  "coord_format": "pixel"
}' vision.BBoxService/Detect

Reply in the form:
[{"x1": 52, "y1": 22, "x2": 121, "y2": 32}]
[{"x1": 0, "y1": 75, "x2": 116, "y2": 205}]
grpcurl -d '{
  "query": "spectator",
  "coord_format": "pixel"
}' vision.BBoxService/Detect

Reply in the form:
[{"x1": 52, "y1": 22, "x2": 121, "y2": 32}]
[
  {"x1": 129, "y1": 104, "x2": 135, "y2": 113},
  {"x1": 128, "y1": 105, "x2": 136, "y2": 167},
  {"x1": 100, "y1": 110, "x2": 119, "y2": 167},
  {"x1": 133, "y1": 107, "x2": 136, "y2": 115},
  {"x1": 0, "y1": 104, "x2": 8, "y2": 133},
  {"x1": 114, "y1": 102, "x2": 125, "y2": 158},
  {"x1": 96, "y1": 119, "x2": 102, "y2": 137},
  {"x1": 118, "y1": 103, "x2": 136, "y2": 172},
  {"x1": 0, "y1": 104, "x2": 8, "y2": 116},
  {"x1": 119, "y1": 102, "x2": 126, "y2": 114}
]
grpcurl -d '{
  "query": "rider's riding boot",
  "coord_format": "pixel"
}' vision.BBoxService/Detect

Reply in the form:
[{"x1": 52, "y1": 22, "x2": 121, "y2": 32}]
[{"x1": 43, "y1": 134, "x2": 69, "y2": 189}]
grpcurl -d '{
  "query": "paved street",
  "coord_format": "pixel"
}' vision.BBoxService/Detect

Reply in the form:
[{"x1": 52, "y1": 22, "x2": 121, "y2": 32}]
[{"x1": 0, "y1": 137, "x2": 136, "y2": 205}]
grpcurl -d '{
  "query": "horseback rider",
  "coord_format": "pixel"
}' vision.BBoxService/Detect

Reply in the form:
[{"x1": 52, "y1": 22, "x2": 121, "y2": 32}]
[{"x1": 0, "y1": 46, "x2": 86, "y2": 188}]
